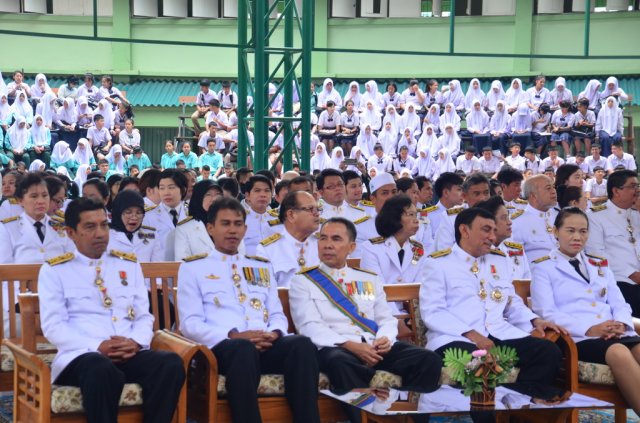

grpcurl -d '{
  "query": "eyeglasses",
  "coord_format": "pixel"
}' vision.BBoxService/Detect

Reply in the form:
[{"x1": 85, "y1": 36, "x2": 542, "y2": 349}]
[
  {"x1": 294, "y1": 206, "x2": 322, "y2": 215},
  {"x1": 51, "y1": 197, "x2": 66, "y2": 206},
  {"x1": 323, "y1": 182, "x2": 345, "y2": 191},
  {"x1": 123, "y1": 210, "x2": 144, "y2": 218}
]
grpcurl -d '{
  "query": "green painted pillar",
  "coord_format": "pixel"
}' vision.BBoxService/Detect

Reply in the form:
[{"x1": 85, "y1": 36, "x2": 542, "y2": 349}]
[
  {"x1": 512, "y1": 0, "x2": 533, "y2": 76},
  {"x1": 112, "y1": 0, "x2": 132, "y2": 74},
  {"x1": 237, "y1": 0, "x2": 248, "y2": 168},
  {"x1": 312, "y1": 0, "x2": 327, "y2": 76}
]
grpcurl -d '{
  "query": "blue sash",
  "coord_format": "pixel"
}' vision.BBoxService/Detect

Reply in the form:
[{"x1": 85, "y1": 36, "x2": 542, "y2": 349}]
[{"x1": 302, "y1": 267, "x2": 378, "y2": 335}]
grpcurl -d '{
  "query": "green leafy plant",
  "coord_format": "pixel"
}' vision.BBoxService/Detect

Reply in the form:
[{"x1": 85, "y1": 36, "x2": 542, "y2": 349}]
[{"x1": 443, "y1": 346, "x2": 519, "y2": 397}]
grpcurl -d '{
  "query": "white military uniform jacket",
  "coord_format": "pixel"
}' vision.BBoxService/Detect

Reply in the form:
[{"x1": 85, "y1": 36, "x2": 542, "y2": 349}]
[
  {"x1": 586, "y1": 200, "x2": 640, "y2": 284},
  {"x1": 498, "y1": 240, "x2": 531, "y2": 280},
  {"x1": 241, "y1": 200, "x2": 278, "y2": 256},
  {"x1": 531, "y1": 249, "x2": 635, "y2": 342},
  {"x1": 510, "y1": 205, "x2": 558, "y2": 265},
  {"x1": 39, "y1": 250, "x2": 154, "y2": 381},
  {"x1": 420, "y1": 245, "x2": 537, "y2": 351},
  {"x1": 289, "y1": 263, "x2": 398, "y2": 348},
  {"x1": 173, "y1": 217, "x2": 246, "y2": 261},
  {"x1": 433, "y1": 206, "x2": 466, "y2": 252},
  {"x1": 360, "y1": 237, "x2": 426, "y2": 286},
  {"x1": 358, "y1": 200, "x2": 377, "y2": 218},
  {"x1": 426, "y1": 202, "x2": 446, "y2": 239},
  {"x1": 0, "y1": 213, "x2": 75, "y2": 264},
  {"x1": 0, "y1": 198, "x2": 23, "y2": 221},
  {"x1": 107, "y1": 227, "x2": 164, "y2": 263},
  {"x1": 142, "y1": 202, "x2": 188, "y2": 262},
  {"x1": 177, "y1": 250, "x2": 288, "y2": 349},
  {"x1": 320, "y1": 200, "x2": 368, "y2": 223},
  {"x1": 255, "y1": 229, "x2": 320, "y2": 288}
]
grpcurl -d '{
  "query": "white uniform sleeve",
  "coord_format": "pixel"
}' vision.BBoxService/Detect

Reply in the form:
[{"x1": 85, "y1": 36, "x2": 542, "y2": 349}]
[{"x1": 371, "y1": 277, "x2": 399, "y2": 343}]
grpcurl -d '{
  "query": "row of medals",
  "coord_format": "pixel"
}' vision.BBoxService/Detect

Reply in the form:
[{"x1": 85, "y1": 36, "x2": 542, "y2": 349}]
[
  {"x1": 232, "y1": 268, "x2": 269, "y2": 323},
  {"x1": 470, "y1": 261, "x2": 503, "y2": 302}
]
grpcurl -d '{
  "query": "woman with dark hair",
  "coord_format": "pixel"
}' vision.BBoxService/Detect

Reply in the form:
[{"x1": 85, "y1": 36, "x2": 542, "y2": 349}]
[
  {"x1": 106, "y1": 173, "x2": 124, "y2": 213},
  {"x1": 360, "y1": 194, "x2": 426, "y2": 292},
  {"x1": 118, "y1": 176, "x2": 140, "y2": 194},
  {"x1": 531, "y1": 207, "x2": 640, "y2": 414},
  {"x1": 557, "y1": 185, "x2": 587, "y2": 210},
  {"x1": 554, "y1": 163, "x2": 584, "y2": 189},
  {"x1": 173, "y1": 179, "x2": 225, "y2": 261},
  {"x1": 107, "y1": 190, "x2": 163, "y2": 262}
]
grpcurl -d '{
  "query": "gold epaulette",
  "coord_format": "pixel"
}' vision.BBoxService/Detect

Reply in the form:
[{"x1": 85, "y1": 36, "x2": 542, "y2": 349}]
[
  {"x1": 268, "y1": 218, "x2": 281, "y2": 226},
  {"x1": 429, "y1": 248, "x2": 452, "y2": 258},
  {"x1": 350, "y1": 266, "x2": 377, "y2": 275},
  {"x1": 144, "y1": 204, "x2": 158, "y2": 212},
  {"x1": 369, "y1": 236, "x2": 385, "y2": 244},
  {"x1": 503, "y1": 241, "x2": 523, "y2": 250},
  {"x1": 296, "y1": 265, "x2": 319, "y2": 274},
  {"x1": 360, "y1": 200, "x2": 374, "y2": 207},
  {"x1": 110, "y1": 249, "x2": 137, "y2": 262},
  {"x1": 533, "y1": 255, "x2": 551, "y2": 264},
  {"x1": 349, "y1": 204, "x2": 365, "y2": 212},
  {"x1": 420, "y1": 205, "x2": 439, "y2": 214},
  {"x1": 46, "y1": 252, "x2": 74, "y2": 266},
  {"x1": 1, "y1": 215, "x2": 19, "y2": 224},
  {"x1": 246, "y1": 255, "x2": 270, "y2": 263},
  {"x1": 54, "y1": 209, "x2": 65, "y2": 218},
  {"x1": 510, "y1": 209, "x2": 524, "y2": 219},
  {"x1": 140, "y1": 225, "x2": 156, "y2": 231},
  {"x1": 177, "y1": 216, "x2": 193, "y2": 226},
  {"x1": 585, "y1": 252, "x2": 607, "y2": 261},
  {"x1": 446, "y1": 207, "x2": 464, "y2": 216},
  {"x1": 268, "y1": 209, "x2": 279, "y2": 217},
  {"x1": 8, "y1": 197, "x2": 18, "y2": 205},
  {"x1": 260, "y1": 233, "x2": 282, "y2": 246},
  {"x1": 353, "y1": 216, "x2": 370, "y2": 225},
  {"x1": 489, "y1": 249, "x2": 506, "y2": 257},
  {"x1": 409, "y1": 239, "x2": 424, "y2": 249},
  {"x1": 590, "y1": 204, "x2": 607, "y2": 212},
  {"x1": 505, "y1": 205, "x2": 515, "y2": 210},
  {"x1": 183, "y1": 253, "x2": 208, "y2": 262},
  {"x1": 51, "y1": 214, "x2": 65, "y2": 223},
  {"x1": 515, "y1": 198, "x2": 528, "y2": 205},
  {"x1": 319, "y1": 218, "x2": 327, "y2": 224}
]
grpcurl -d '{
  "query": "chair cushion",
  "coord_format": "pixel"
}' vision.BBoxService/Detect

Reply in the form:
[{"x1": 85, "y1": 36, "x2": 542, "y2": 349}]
[
  {"x1": 1, "y1": 344, "x2": 56, "y2": 372},
  {"x1": 578, "y1": 361, "x2": 616, "y2": 385},
  {"x1": 51, "y1": 383, "x2": 143, "y2": 414}
]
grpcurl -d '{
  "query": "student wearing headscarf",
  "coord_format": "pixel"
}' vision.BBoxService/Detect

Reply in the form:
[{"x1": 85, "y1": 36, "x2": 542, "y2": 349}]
[
  {"x1": 381, "y1": 104, "x2": 402, "y2": 137},
  {"x1": 346, "y1": 146, "x2": 367, "y2": 176},
  {"x1": 97, "y1": 98, "x2": 115, "y2": 131},
  {"x1": 398, "y1": 127, "x2": 417, "y2": 157},
  {"x1": 549, "y1": 77, "x2": 573, "y2": 111},
  {"x1": 360, "y1": 99, "x2": 382, "y2": 132},
  {"x1": 72, "y1": 138, "x2": 96, "y2": 168},
  {"x1": 28, "y1": 160, "x2": 45, "y2": 173},
  {"x1": 599, "y1": 76, "x2": 629, "y2": 103},
  {"x1": 433, "y1": 148, "x2": 456, "y2": 181},
  {"x1": 439, "y1": 102, "x2": 461, "y2": 134},
  {"x1": 73, "y1": 164, "x2": 91, "y2": 193},
  {"x1": 418, "y1": 124, "x2": 439, "y2": 159},
  {"x1": 595, "y1": 96, "x2": 624, "y2": 157},
  {"x1": 484, "y1": 80, "x2": 506, "y2": 113},
  {"x1": 310, "y1": 143, "x2": 331, "y2": 172},
  {"x1": 343, "y1": 81, "x2": 362, "y2": 109},
  {"x1": 463, "y1": 99, "x2": 491, "y2": 153},
  {"x1": 489, "y1": 100, "x2": 511, "y2": 156},
  {"x1": 578, "y1": 79, "x2": 602, "y2": 112},
  {"x1": 355, "y1": 123, "x2": 378, "y2": 159},
  {"x1": 50, "y1": 141, "x2": 78, "y2": 177},
  {"x1": 55, "y1": 98, "x2": 78, "y2": 130},
  {"x1": 35, "y1": 91, "x2": 58, "y2": 129},
  {"x1": 29, "y1": 114, "x2": 52, "y2": 167},
  {"x1": 105, "y1": 144, "x2": 128, "y2": 175},
  {"x1": 510, "y1": 103, "x2": 534, "y2": 152},
  {"x1": 0, "y1": 71, "x2": 6, "y2": 95},
  {"x1": 437, "y1": 123, "x2": 461, "y2": 158},
  {"x1": 413, "y1": 145, "x2": 436, "y2": 180},
  {"x1": 329, "y1": 146, "x2": 345, "y2": 170},
  {"x1": 108, "y1": 190, "x2": 163, "y2": 262},
  {"x1": 402, "y1": 103, "x2": 422, "y2": 137},
  {"x1": 443, "y1": 80, "x2": 465, "y2": 112},
  {"x1": 464, "y1": 78, "x2": 486, "y2": 112},
  {"x1": 317, "y1": 78, "x2": 342, "y2": 111},
  {"x1": 0, "y1": 93, "x2": 11, "y2": 132},
  {"x1": 4, "y1": 116, "x2": 32, "y2": 167},
  {"x1": 10, "y1": 90, "x2": 34, "y2": 125},
  {"x1": 75, "y1": 96, "x2": 94, "y2": 127},
  {"x1": 30, "y1": 73, "x2": 53, "y2": 100},
  {"x1": 378, "y1": 121, "x2": 398, "y2": 155},
  {"x1": 360, "y1": 80, "x2": 384, "y2": 113},
  {"x1": 505, "y1": 78, "x2": 527, "y2": 114}
]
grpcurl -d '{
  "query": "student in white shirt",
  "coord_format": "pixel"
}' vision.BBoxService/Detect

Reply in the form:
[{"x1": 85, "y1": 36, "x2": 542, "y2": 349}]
[
  {"x1": 478, "y1": 146, "x2": 502, "y2": 176},
  {"x1": 443, "y1": 80, "x2": 465, "y2": 114},
  {"x1": 573, "y1": 98, "x2": 596, "y2": 155},
  {"x1": 550, "y1": 101, "x2": 575, "y2": 158},
  {"x1": 526, "y1": 75, "x2": 551, "y2": 111},
  {"x1": 400, "y1": 79, "x2": 425, "y2": 110},
  {"x1": 599, "y1": 76, "x2": 629, "y2": 104},
  {"x1": 455, "y1": 145, "x2": 481, "y2": 175},
  {"x1": 381, "y1": 82, "x2": 402, "y2": 110},
  {"x1": 489, "y1": 100, "x2": 511, "y2": 156},
  {"x1": 382, "y1": 104, "x2": 402, "y2": 137},
  {"x1": 394, "y1": 145, "x2": 416, "y2": 173},
  {"x1": 523, "y1": 146, "x2": 542, "y2": 175},
  {"x1": 412, "y1": 145, "x2": 436, "y2": 179},
  {"x1": 343, "y1": 81, "x2": 362, "y2": 111},
  {"x1": 417, "y1": 124, "x2": 439, "y2": 159},
  {"x1": 378, "y1": 121, "x2": 398, "y2": 156},
  {"x1": 423, "y1": 104, "x2": 440, "y2": 135},
  {"x1": 436, "y1": 123, "x2": 461, "y2": 159},
  {"x1": 397, "y1": 127, "x2": 417, "y2": 158},
  {"x1": 310, "y1": 143, "x2": 331, "y2": 173},
  {"x1": 504, "y1": 142, "x2": 526, "y2": 171},
  {"x1": 540, "y1": 146, "x2": 565, "y2": 173},
  {"x1": 585, "y1": 166, "x2": 607, "y2": 204},
  {"x1": 337, "y1": 99, "x2": 359, "y2": 153},
  {"x1": 549, "y1": 77, "x2": 573, "y2": 111},
  {"x1": 595, "y1": 96, "x2": 624, "y2": 157},
  {"x1": 433, "y1": 148, "x2": 456, "y2": 181},
  {"x1": 424, "y1": 79, "x2": 442, "y2": 110},
  {"x1": 401, "y1": 103, "x2": 422, "y2": 137},
  {"x1": 578, "y1": 79, "x2": 602, "y2": 113},
  {"x1": 317, "y1": 100, "x2": 341, "y2": 152},
  {"x1": 463, "y1": 99, "x2": 491, "y2": 153},
  {"x1": 566, "y1": 152, "x2": 589, "y2": 176},
  {"x1": 606, "y1": 141, "x2": 637, "y2": 174},
  {"x1": 360, "y1": 80, "x2": 384, "y2": 113},
  {"x1": 505, "y1": 78, "x2": 527, "y2": 113},
  {"x1": 359, "y1": 100, "x2": 382, "y2": 133},
  {"x1": 355, "y1": 124, "x2": 377, "y2": 160},
  {"x1": 217, "y1": 81, "x2": 238, "y2": 115},
  {"x1": 86, "y1": 114, "x2": 112, "y2": 160},
  {"x1": 585, "y1": 144, "x2": 607, "y2": 177},
  {"x1": 30, "y1": 73, "x2": 53, "y2": 101},
  {"x1": 530, "y1": 103, "x2": 552, "y2": 154},
  {"x1": 367, "y1": 143, "x2": 393, "y2": 173},
  {"x1": 484, "y1": 80, "x2": 505, "y2": 113},
  {"x1": 464, "y1": 78, "x2": 485, "y2": 112},
  {"x1": 98, "y1": 75, "x2": 129, "y2": 109},
  {"x1": 439, "y1": 102, "x2": 461, "y2": 134},
  {"x1": 510, "y1": 104, "x2": 533, "y2": 151},
  {"x1": 6, "y1": 71, "x2": 31, "y2": 98}
]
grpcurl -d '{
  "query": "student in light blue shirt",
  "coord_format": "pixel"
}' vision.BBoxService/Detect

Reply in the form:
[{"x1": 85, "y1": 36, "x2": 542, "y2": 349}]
[
  {"x1": 127, "y1": 146, "x2": 152, "y2": 175},
  {"x1": 161, "y1": 140, "x2": 179, "y2": 169},
  {"x1": 176, "y1": 141, "x2": 198, "y2": 170},
  {"x1": 198, "y1": 138, "x2": 223, "y2": 178}
]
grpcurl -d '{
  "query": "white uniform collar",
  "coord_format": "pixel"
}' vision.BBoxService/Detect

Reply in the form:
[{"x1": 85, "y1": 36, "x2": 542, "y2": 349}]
[
  {"x1": 283, "y1": 226, "x2": 311, "y2": 246},
  {"x1": 607, "y1": 199, "x2": 631, "y2": 217},
  {"x1": 21, "y1": 212, "x2": 48, "y2": 227},
  {"x1": 319, "y1": 262, "x2": 349, "y2": 280},
  {"x1": 160, "y1": 201, "x2": 184, "y2": 216},
  {"x1": 525, "y1": 203, "x2": 552, "y2": 217},
  {"x1": 74, "y1": 249, "x2": 105, "y2": 267},
  {"x1": 209, "y1": 248, "x2": 243, "y2": 262},
  {"x1": 554, "y1": 248, "x2": 584, "y2": 265},
  {"x1": 241, "y1": 199, "x2": 269, "y2": 217}
]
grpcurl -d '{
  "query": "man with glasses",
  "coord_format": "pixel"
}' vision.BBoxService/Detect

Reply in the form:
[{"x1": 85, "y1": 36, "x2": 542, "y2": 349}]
[
  {"x1": 587, "y1": 170, "x2": 640, "y2": 316},
  {"x1": 256, "y1": 191, "x2": 321, "y2": 287},
  {"x1": 317, "y1": 169, "x2": 369, "y2": 224}
]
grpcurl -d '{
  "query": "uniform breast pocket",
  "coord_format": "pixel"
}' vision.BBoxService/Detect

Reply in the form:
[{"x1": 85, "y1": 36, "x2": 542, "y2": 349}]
[
  {"x1": 202, "y1": 286, "x2": 233, "y2": 306},
  {"x1": 64, "y1": 288, "x2": 97, "y2": 310},
  {"x1": 448, "y1": 279, "x2": 476, "y2": 296}
]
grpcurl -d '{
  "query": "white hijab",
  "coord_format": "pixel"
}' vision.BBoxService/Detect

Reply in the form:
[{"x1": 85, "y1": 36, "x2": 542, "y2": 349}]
[
  {"x1": 356, "y1": 124, "x2": 377, "y2": 158},
  {"x1": 600, "y1": 76, "x2": 623, "y2": 99},
  {"x1": 30, "y1": 115, "x2": 49, "y2": 146},
  {"x1": 464, "y1": 79, "x2": 486, "y2": 110},
  {"x1": 0, "y1": 71, "x2": 6, "y2": 95},
  {"x1": 418, "y1": 125, "x2": 439, "y2": 158},
  {"x1": 398, "y1": 127, "x2": 417, "y2": 157},
  {"x1": 310, "y1": 143, "x2": 331, "y2": 171},
  {"x1": 578, "y1": 79, "x2": 601, "y2": 108},
  {"x1": 378, "y1": 123, "x2": 398, "y2": 155},
  {"x1": 489, "y1": 100, "x2": 510, "y2": 132},
  {"x1": 423, "y1": 104, "x2": 440, "y2": 129},
  {"x1": 505, "y1": 78, "x2": 526, "y2": 108},
  {"x1": 56, "y1": 166, "x2": 70, "y2": 178},
  {"x1": 58, "y1": 98, "x2": 77, "y2": 125},
  {"x1": 51, "y1": 141, "x2": 74, "y2": 165},
  {"x1": 414, "y1": 145, "x2": 436, "y2": 178},
  {"x1": 382, "y1": 105, "x2": 401, "y2": 135},
  {"x1": 38, "y1": 92, "x2": 58, "y2": 127},
  {"x1": 10, "y1": 90, "x2": 33, "y2": 119},
  {"x1": 361, "y1": 80, "x2": 382, "y2": 111},
  {"x1": 330, "y1": 146, "x2": 345, "y2": 169},
  {"x1": 360, "y1": 100, "x2": 381, "y2": 131},
  {"x1": 344, "y1": 81, "x2": 362, "y2": 105},
  {"x1": 0, "y1": 94, "x2": 10, "y2": 121},
  {"x1": 98, "y1": 98, "x2": 115, "y2": 129},
  {"x1": 485, "y1": 80, "x2": 505, "y2": 111},
  {"x1": 402, "y1": 103, "x2": 421, "y2": 135},
  {"x1": 445, "y1": 80, "x2": 464, "y2": 106},
  {"x1": 106, "y1": 144, "x2": 126, "y2": 173},
  {"x1": 29, "y1": 160, "x2": 46, "y2": 173},
  {"x1": 73, "y1": 138, "x2": 95, "y2": 165},
  {"x1": 512, "y1": 103, "x2": 532, "y2": 131},
  {"x1": 465, "y1": 99, "x2": 489, "y2": 131},
  {"x1": 551, "y1": 77, "x2": 572, "y2": 103},
  {"x1": 74, "y1": 164, "x2": 91, "y2": 192},
  {"x1": 347, "y1": 146, "x2": 367, "y2": 175},
  {"x1": 8, "y1": 116, "x2": 29, "y2": 150},
  {"x1": 599, "y1": 96, "x2": 620, "y2": 136},
  {"x1": 438, "y1": 123, "x2": 460, "y2": 156},
  {"x1": 434, "y1": 148, "x2": 456, "y2": 177},
  {"x1": 31, "y1": 73, "x2": 52, "y2": 98},
  {"x1": 440, "y1": 102, "x2": 461, "y2": 131}
]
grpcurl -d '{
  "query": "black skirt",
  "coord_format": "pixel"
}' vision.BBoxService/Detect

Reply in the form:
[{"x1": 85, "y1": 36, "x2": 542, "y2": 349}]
[{"x1": 577, "y1": 336, "x2": 640, "y2": 364}]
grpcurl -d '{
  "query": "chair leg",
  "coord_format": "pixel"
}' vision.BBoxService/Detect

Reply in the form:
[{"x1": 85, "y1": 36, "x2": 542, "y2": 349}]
[
  {"x1": 569, "y1": 408, "x2": 579, "y2": 423},
  {"x1": 614, "y1": 406, "x2": 627, "y2": 423}
]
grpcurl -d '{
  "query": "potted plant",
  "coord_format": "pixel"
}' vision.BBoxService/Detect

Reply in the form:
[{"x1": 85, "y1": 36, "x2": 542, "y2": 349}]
[{"x1": 443, "y1": 346, "x2": 518, "y2": 407}]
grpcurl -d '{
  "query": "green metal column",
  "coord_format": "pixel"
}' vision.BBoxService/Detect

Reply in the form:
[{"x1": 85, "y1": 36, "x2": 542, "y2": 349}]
[
  {"x1": 282, "y1": 0, "x2": 294, "y2": 171},
  {"x1": 237, "y1": 0, "x2": 248, "y2": 168},
  {"x1": 300, "y1": 0, "x2": 313, "y2": 172},
  {"x1": 448, "y1": 0, "x2": 455, "y2": 54},
  {"x1": 584, "y1": 0, "x2": 591, "y2": 57},
  {"x1": 253, "y1": 0, "x2": 267, "y2": 170}
]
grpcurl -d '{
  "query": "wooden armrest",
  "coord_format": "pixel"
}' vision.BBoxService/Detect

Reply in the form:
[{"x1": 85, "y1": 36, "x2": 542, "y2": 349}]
[
  {"x1": 3, "y1": 339, "x2": 52, "y2": 415},
  {"x1": 633, "y1": 318, "x2": 640, "y2": 335}
]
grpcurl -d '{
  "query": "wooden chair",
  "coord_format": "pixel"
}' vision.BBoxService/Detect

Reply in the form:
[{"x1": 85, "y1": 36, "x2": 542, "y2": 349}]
[
  {"x1": 177, "y1": 95, "x2": 198, "y2": 141},
  {"x1": 0, "y1": 264, "x2": 42, "y2": 391},
  {"x1": 4, "y1": 293, "x2": 203, "y2": 423},
  {"x1": 141, "y1": 262, "x2": 181, "y2": 331}
]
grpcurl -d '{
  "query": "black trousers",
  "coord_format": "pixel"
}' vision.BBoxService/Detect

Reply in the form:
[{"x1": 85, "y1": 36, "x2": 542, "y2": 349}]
[
  {"x1": 617, "y1": 282, "x2": 640, "y2": 318},
  {"x1": 212, "y1": 335, "x2": 320, "y2": 423},
  {"x1": 55, "y1": 350, "x2": 185, "y2": 423},
  {"x1": 436, "y1": 335, "x2": 563, "y2": 400}
]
